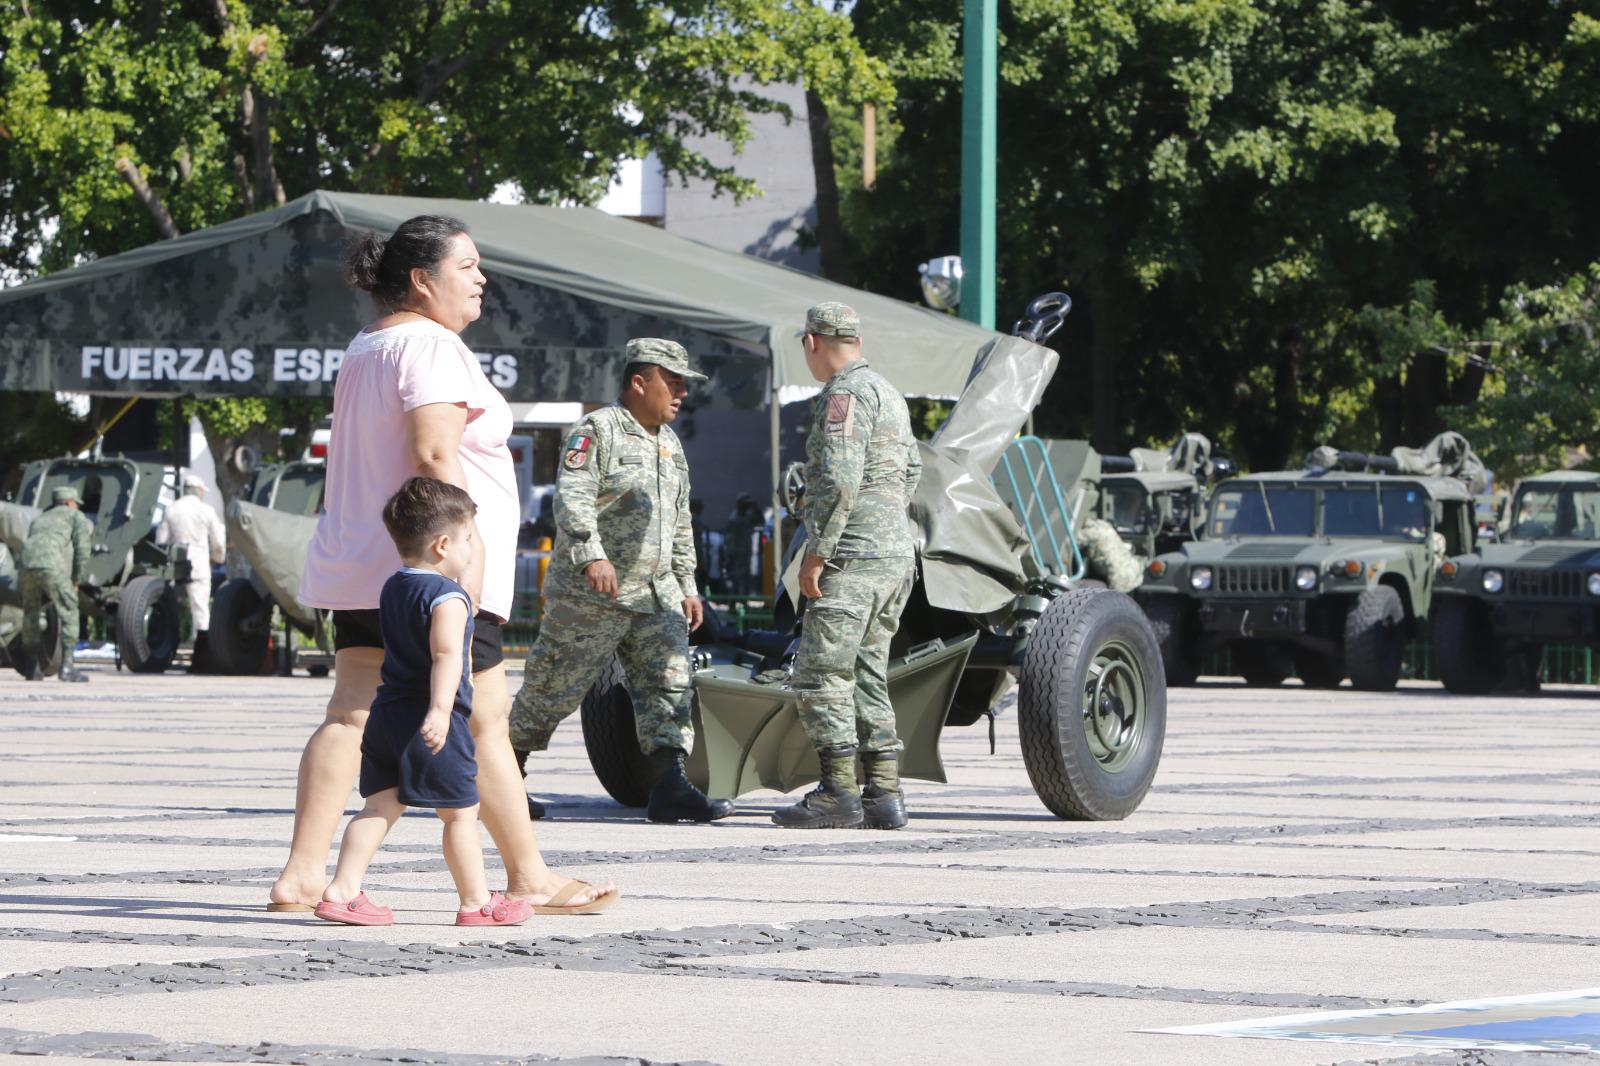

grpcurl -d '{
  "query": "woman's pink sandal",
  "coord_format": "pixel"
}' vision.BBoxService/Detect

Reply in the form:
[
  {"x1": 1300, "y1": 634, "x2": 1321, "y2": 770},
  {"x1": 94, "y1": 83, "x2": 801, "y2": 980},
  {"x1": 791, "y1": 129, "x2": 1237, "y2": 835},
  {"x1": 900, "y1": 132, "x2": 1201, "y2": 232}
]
[
  {"x1": 455, "y1": 891, "x2": 533, "y2": 927},
  {"x1": 313, "y1": 892, "x2": 394, "y2": 927}
]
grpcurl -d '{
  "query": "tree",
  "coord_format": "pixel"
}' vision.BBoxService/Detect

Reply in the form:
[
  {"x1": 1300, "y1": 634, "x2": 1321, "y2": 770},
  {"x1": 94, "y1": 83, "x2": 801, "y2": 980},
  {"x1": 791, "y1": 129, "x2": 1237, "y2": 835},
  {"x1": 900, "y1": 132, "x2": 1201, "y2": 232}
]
[
  {"x1": 0, "y1": 0, "x2": 886, "y2": 483},
  {"x1": 839, "y1": 0, "x2": 1600, "y2": 469}
]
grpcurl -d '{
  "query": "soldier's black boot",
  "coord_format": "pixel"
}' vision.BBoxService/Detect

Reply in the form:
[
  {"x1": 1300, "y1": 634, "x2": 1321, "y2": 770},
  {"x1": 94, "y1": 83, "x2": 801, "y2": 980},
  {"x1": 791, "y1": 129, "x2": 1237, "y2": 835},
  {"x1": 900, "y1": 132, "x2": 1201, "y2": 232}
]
[
  {"x1": 57, "y1": 648, "x2": 89, "y2": 684},
  {"x1": 772, "y1": 747, "x2": 865, "y2": 829},
  {"x1": 860, "y1": 751, "x2": 908, "y2": 830},
  {"x1": 188, "y1": 632, "x2": 211, "y2": 674},
  {"x1": 512, "y1": 748, "x2": 545, "y2": 820},
  {"x1": 647, "y1": 748, "x2": 735, "y2": 823}
]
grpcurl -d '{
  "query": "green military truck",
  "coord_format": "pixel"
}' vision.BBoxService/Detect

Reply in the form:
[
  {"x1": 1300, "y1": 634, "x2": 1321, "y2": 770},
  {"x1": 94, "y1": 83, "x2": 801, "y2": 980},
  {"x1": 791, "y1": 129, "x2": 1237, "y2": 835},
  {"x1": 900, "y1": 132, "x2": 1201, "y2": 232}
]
[
  {"x1": 0, "y1": 456, "x2": 188, "y2": 674},
  {"x1": 1136, "y1": 438, "x2": 1482, "y2": 691},
  {"x1": 1432, "y1": 470, "x2": 1600, "y2": 693}
]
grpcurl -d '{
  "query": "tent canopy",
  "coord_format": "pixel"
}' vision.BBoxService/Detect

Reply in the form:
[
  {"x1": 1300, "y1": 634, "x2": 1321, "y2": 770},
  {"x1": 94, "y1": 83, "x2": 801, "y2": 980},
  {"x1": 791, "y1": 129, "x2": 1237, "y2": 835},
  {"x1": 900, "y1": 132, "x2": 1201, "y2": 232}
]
[{"x1": 0, "y1": 190, "x2": 1003, "y2": 406}]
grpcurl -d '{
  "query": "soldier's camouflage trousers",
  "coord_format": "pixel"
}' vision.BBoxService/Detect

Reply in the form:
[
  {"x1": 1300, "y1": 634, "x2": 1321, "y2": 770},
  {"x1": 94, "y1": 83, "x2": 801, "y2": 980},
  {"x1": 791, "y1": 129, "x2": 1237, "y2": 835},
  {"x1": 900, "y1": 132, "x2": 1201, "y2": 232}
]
[
  {"x1": 18, "y1": 568, "x2": 76, "y2": 666},
  {"x1": 792, "y1": 556, "x2": 914, "y2": 754},
  {"x1": 1078, "y1": 517, "x2": 1145, "y2": 592},
  {"x1": 509, "y1": 595, "x2": 693, "y2": 756}
]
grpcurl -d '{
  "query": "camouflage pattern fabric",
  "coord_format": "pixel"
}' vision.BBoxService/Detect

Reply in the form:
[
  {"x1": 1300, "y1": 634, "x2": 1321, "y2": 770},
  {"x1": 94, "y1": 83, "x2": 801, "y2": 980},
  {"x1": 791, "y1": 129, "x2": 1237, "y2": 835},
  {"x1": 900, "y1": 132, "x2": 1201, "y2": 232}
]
[
  {"x1": 20, "y1": 505, "x2": 91, "y2": 581},
  {"x1": 541, "y1": 403, "x2": 699, "y2": 614},
  {"x1": 624, "y1": 337, "x2": 707, "y2": 380},
  {"x1": 805, "y1": 302, "x2": 860, "y2": 337},
  {"x1": 508, "y1": 595, "x2": 693, "y2": 755},
  {"x1": 18, "y1": 569, "x2": 76, "y2": 667},
  {"x1": 792, "y1": 557, "x2": 914, "y2": 753},
  {"x1": 158, "y1": 494, "x2": 225, "y2": 631},
  {"x1": 802, "y1": 359, "x2": 921, "y2": 559},
  {"x1": 1078, "y1": 516, "x2": 1145, "y2": 592}
]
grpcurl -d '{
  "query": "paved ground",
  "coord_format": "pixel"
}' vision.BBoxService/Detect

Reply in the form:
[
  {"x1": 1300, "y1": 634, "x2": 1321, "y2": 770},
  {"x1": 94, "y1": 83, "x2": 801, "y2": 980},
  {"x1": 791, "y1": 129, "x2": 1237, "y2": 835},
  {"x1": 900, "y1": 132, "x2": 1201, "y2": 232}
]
[{"x1": 2, "y1": 665, "x2": 1597, "y2": 1066}]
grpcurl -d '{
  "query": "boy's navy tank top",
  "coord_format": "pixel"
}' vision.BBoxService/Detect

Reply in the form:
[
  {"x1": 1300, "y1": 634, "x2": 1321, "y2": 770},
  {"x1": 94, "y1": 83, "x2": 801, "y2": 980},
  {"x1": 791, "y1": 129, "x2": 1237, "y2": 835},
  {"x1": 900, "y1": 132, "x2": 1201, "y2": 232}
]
[{"x1": 373, "y1": 568, "x2": 474, "y2": 717}]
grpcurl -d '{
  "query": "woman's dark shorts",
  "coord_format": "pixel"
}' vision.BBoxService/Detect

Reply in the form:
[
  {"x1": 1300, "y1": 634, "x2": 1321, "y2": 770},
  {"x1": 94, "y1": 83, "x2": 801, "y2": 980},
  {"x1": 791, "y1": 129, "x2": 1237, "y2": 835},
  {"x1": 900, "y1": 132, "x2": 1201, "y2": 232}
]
[{"x1": 332, "y1": 607, "x2": 504, "y2": 672}]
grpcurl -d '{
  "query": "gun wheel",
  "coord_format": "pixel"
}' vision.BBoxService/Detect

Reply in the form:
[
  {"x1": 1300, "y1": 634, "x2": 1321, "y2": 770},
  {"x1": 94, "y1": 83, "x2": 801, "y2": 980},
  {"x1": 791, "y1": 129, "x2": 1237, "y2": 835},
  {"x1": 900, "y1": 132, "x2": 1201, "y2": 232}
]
[
  {"x1": 1019, "y1": 589, "x2": 1166, "y2": 820},
  {"x1": 209, "y1": 579, "x2": 273, "y2": 675},
  {"x1": 7, "y1": 603, "x2": 62, "y2": 678},
  {"x1": 115, "y1": 575, "x2": 180, "y2": 674},
  {"x1": 580, "y1": 657, "x2": 653, "y2": 808}
]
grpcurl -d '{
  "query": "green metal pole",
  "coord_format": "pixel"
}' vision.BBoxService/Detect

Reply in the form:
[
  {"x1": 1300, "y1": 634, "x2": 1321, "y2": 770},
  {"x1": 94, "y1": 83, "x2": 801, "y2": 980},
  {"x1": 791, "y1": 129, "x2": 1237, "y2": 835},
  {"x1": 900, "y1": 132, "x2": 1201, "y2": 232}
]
[{"x1": 960, "y1": 0, "x2": 997, "y2": 330}]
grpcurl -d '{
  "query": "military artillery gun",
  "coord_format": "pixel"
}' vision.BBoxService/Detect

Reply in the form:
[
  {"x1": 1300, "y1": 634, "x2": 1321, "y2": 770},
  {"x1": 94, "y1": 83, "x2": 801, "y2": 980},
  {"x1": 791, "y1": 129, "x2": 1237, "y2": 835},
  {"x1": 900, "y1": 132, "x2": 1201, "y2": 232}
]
[
  {"x1": 0, "y1": 456, "x2": 187, "y2": 675},
  {"x1": 578, "y1": 294, "x2": 1169, "y2": 821}
]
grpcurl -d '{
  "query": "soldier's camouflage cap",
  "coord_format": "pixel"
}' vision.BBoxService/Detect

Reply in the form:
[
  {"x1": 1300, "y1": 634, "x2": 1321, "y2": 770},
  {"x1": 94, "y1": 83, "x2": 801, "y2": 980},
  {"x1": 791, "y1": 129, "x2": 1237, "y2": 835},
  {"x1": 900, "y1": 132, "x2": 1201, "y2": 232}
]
[
  {"x1": 624, "y1": 338, "x2": 707, "y2": 381},
  {"x1": 51, "y1": 485, "x2": 80, "y2": 504},
  {"x1": 805, "y1": 301, "x2": 860, "y2": 337}
]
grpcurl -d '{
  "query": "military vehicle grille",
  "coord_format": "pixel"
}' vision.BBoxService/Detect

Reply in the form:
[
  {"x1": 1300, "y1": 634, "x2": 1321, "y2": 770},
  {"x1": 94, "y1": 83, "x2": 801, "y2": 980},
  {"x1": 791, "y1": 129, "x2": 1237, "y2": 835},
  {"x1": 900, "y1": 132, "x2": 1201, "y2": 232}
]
[
  {"x1": 1217, "y1": 566, "x2": 1290, "y2": 595},
  {"x1": 1507, "y1": 569, "x2": 1586, "y2": 599}
]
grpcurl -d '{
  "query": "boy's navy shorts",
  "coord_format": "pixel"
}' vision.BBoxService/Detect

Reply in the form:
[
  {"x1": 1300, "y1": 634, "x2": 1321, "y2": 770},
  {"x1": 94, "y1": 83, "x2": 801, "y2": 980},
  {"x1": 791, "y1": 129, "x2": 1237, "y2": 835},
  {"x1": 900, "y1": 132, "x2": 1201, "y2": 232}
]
[{"x1": 359, "y1": 701, "x2": 479, "y2": 810}]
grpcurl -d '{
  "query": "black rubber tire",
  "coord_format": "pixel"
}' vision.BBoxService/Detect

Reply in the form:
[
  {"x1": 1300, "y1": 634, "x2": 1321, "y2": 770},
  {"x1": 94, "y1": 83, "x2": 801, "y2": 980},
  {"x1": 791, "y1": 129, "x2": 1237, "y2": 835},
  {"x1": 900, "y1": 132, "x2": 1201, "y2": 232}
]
[
  {"x1": 1018, "y1": 589, "x2": 1166, "y2": 820},
  {"x1": 209, "y1": 578, "x2": 272, "y2": 675},
  {"x1": 115, "y1": 575, "x2": 181, "y2": 674},
  {"x1": 1293, "y1": 649, "x2": 1344, "y2": 688},
  {"x1": 1431, "y1": 598, "x2": 1502, "y2": 694},
  {"x1": 7, "y1": 603, "x2": 62, "y2": 678},
  {"x1": 1344, "y1": 585, "x2": 1405, "y2": 691},
  {"x1": 1499, "y1": 646, "x2": 1543, "y2": 694},
  {"x1": 1139, "y1": 596, "x2": 1199, "y2": 686},
  {"x1": 1233, "y1": 642, "x2": 1290, "y2": 687},
  {"x1": 579, "y1": 657, "x2": 653, "y2": 807}
]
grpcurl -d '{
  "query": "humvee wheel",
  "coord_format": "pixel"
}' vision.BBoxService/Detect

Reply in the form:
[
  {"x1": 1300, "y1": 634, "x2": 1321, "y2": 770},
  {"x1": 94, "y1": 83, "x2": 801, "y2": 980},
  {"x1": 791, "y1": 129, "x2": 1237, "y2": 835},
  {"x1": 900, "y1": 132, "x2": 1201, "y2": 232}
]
[
  {"x1": 1345, "y1": 586, "x2": 1404, "y2": 691},
  {"x1": 1139, "y1": 596, "x2": 1198, "y2": 686},
  {"x1": 580, "y1": 657, "x2": 653, "y2": 807},
  {"x1": 1019, "y1": 590, "x2": 1166, "y2": 820},
  {"x1": 1432, "y1": 599, "x2": 1501, "y2": 694},
  {"x1": 210, "y1": 579, "x2": 272, "y2": 675},
  {"x1": 116, "y1": 575, "x2": 181, "y2": 673},
  {"x1": 1233, "y1": 643, "x2": 1290, "y2": 687},
  {"x1": 7, "y1": 603, "x2": 62, "y2": 678}
]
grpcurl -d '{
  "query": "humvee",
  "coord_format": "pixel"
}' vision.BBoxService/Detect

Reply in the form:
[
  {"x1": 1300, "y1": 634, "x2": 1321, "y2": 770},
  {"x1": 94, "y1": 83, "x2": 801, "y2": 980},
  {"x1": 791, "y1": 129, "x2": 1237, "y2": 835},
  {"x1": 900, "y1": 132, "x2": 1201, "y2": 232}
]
[
  {"x1": 1432, "y1": 470, "x2": 1600, "y2": 693},
  {"x1": 1137, "y1": 445, "x2": 1479, "y2": 691},
  {"x1": 0, "y1": 456, "x2": 187, "y2": 674}
]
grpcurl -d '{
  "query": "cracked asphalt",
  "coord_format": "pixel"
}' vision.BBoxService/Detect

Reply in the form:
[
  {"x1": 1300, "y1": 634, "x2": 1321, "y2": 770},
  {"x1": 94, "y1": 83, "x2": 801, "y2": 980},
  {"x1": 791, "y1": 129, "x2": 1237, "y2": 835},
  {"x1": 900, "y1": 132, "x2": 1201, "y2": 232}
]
[{"x1": 2, "y1": 666, "x2": 1597, "y2": 1065}]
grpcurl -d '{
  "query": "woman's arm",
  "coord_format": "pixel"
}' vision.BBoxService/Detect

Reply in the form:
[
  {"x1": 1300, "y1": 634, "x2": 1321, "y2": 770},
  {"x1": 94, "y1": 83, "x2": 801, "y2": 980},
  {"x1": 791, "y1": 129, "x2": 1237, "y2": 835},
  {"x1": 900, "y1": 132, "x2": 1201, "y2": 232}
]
[{"x1": 405, "y1": 402, "x2": 469, "y2": 488}]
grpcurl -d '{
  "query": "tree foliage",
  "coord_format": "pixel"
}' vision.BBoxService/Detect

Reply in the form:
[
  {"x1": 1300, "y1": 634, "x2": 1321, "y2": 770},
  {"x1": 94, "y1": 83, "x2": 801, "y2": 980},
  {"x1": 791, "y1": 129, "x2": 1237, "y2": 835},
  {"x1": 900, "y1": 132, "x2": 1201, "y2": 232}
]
[
  {"x1": 840, "y1": 0, "x2": 1600, "y2": 471},
  {"x1": 0, "y1": 0, "x2": 885, "y2": 483}
]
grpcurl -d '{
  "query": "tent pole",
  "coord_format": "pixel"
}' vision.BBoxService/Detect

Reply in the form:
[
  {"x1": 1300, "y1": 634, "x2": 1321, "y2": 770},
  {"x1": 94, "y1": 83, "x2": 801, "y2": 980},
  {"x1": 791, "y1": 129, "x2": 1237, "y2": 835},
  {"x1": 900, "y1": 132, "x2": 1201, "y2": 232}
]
[{"x1": 770, "y1": 370, "x2": 783, "y2": 594}]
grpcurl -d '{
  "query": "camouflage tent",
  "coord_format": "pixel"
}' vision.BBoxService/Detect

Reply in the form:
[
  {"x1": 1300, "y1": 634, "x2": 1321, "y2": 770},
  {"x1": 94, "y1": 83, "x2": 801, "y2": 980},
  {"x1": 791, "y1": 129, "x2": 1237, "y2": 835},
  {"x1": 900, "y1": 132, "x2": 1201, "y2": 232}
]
[{"x1": 0, "y1": 190, "x2": 1001, "y2": 408}]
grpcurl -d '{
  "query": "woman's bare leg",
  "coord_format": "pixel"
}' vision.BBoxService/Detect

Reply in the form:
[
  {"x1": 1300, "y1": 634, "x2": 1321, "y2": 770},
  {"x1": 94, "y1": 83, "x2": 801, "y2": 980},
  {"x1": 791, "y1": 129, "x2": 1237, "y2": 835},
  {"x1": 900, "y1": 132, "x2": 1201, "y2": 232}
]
[
  {"x1": 269, "y1": 647, "x2": 384, "y2": 908},
  {"x1": 471, "y1": 661, "x2": 615, "y2": 906}
]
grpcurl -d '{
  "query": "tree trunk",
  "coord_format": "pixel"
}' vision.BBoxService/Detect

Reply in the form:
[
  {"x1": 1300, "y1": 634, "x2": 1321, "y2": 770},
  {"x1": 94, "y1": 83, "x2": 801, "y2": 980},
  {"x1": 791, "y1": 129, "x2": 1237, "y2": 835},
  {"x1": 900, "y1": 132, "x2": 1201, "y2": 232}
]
[{"x1": 805, "y1": 88, "x2": 846, "y2": 280}]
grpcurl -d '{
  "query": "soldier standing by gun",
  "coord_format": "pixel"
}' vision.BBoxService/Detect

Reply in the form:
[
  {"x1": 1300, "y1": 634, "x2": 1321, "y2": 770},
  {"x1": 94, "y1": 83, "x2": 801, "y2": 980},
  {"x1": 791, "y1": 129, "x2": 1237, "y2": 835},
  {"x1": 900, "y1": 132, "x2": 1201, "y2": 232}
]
[
  {"x1": 774, "y1": 303, "x2": 920, "y2": 830},
  {"x1": 157, "y1": 474, "x2": 226, "y2": 668},
  {"x1": 18, "y1": 486, "x2": 92, "y2": 683},
  {"x1": 509, "y1": 339, "x2": 734, "y2": 824}
]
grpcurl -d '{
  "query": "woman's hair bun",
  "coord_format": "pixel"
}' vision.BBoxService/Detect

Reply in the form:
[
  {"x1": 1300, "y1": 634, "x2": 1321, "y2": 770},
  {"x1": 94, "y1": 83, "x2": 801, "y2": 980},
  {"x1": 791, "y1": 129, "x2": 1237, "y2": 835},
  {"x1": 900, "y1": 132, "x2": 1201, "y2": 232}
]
[
  {"x1": 344, "y1": 232, "x2": 388, "y2": 293},
  {"x1": 341, "y1": 215, "x2": 466, "y2": 310}
]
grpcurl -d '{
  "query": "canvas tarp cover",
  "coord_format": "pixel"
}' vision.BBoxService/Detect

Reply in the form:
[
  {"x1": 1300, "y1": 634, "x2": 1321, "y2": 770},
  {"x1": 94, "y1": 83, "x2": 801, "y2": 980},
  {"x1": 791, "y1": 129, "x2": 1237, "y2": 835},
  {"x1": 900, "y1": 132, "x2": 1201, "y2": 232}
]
[{"x1": 0, "y1": 190, "x2": 1001, "y2": 408}]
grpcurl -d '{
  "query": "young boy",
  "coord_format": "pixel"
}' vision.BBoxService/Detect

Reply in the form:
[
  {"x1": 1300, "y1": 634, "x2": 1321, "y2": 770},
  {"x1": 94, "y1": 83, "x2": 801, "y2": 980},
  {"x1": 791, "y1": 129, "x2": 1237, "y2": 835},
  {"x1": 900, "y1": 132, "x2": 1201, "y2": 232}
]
[{"x1": 315, "y1": 477, "x2": 532, "y2": 928}]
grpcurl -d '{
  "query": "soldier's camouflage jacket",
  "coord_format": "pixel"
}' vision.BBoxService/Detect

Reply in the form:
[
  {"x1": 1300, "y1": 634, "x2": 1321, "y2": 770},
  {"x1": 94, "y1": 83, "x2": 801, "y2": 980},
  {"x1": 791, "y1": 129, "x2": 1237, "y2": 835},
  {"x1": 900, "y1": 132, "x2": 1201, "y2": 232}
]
[
  {"x1": 544, "y1": 403, "x2": 698, "y2": 613},
  {"x1": 804, "y1": 358, "x2": 920, "y2": 560},
  {"x1": 20, "y1": 506, "x2": 91, "y2": 581}
]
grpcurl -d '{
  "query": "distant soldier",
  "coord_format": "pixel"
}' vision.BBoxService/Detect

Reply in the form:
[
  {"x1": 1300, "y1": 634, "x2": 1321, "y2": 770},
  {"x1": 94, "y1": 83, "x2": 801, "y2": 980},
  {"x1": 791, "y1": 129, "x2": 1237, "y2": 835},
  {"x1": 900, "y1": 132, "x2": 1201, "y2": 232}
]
[
  {"x1": 774, "y1": 302, "x2": 920, "y2": 830},
  {"x1": 18, "y1": 485, "x2": 93, "y2": 682},
  {"x1": 508, "y1": 339, "x2": 734, "y2": 824},
  {"x1": 1078, "y1": 516, "x2": 1144, "y2": 592},
  {"x1": 157, "y1": 474, "x2": 226, "y2": 660}
]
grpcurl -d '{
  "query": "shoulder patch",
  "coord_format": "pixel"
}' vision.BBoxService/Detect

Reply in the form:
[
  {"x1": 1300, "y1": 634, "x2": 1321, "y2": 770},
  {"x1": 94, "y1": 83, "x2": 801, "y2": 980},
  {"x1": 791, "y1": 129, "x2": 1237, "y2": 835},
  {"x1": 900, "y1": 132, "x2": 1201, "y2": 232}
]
[
  {"x1": 563, "y1": 433, "x2": 593, "y2": 470},
  {"x1": 825, "y1": 392, "x2": 855, "y2": 436}
]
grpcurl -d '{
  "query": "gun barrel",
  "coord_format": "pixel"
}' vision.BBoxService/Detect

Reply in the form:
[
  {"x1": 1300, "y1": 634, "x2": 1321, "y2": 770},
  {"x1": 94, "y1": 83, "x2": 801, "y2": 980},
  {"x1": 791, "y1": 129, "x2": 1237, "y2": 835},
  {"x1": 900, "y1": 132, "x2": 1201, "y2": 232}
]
[
  {"x1": 1335, "y1": 451, "x2": 1400, "y2": 473},
  {"x1": 1100, "y1": 455, "x2": 1137, "y2": 474}
]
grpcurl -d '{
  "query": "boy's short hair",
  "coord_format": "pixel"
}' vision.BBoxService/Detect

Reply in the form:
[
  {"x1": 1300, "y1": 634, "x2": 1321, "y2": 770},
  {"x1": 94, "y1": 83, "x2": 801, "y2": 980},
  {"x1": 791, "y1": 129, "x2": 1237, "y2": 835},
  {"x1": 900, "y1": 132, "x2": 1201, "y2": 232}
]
[{"x1": 381, "y1": 477, "x2": 477, "y2": 557}]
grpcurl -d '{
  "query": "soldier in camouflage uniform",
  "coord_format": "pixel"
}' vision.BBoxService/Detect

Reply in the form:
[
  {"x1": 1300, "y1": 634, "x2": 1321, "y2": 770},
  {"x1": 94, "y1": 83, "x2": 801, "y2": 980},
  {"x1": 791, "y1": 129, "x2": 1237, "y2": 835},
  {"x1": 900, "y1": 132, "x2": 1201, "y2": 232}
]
[
  {"x1": 1078, "y1": 516, "x2": 1145, "y2": 592},
  {"x1": 18, "y1": 485, "x2": 92, "y2": 682},
  {"x1": 509, "y1": 339, "x2": 734, "y2": 824},
  {"x1": 774, "y1": 302, "x2": 920, "y2": 831}
]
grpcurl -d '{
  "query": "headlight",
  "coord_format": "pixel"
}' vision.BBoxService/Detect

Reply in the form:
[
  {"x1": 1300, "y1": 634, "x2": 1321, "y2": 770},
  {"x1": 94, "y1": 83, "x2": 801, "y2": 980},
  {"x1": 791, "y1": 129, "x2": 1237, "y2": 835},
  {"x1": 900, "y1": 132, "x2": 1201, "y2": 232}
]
[
  {"x1": 1588, "y1": 573, "x2": 1600, "y2": 597},
  {"x1": 1295, "y1": 566, "x2": 1318, "y2": 591},
  {"x1": 1190, "y1": 566, "x2": 1213, "y2": 591},
  {"x1": 1482, "y1": 569, "x2": 1504, "y2": 594}
]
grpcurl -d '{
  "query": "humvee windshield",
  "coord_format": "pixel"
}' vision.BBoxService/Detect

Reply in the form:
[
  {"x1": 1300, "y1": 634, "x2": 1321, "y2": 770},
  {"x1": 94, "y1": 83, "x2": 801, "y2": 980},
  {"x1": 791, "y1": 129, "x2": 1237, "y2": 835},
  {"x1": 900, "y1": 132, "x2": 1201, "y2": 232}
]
[
  {"x1": 1103, "y1": 484, "x2": 1150, "y2": 534},
  {"x1": 1210, "y1": 482, "x2": 1430, "y2": 540},
  {"x1": 1509, "y1": 484, "x2": 1600, "y2": 540}
]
